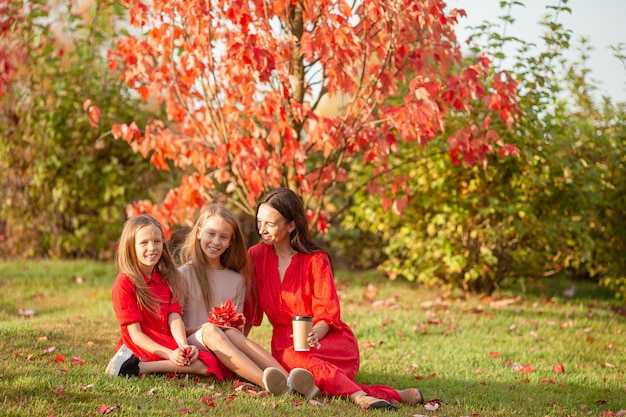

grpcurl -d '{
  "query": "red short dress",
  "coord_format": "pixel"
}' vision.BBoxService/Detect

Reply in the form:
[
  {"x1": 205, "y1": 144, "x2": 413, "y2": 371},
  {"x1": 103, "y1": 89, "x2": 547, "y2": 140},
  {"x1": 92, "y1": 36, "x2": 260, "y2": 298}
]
[{"x1": 111, "y1": 270, "x2": 232, "y2": 380}]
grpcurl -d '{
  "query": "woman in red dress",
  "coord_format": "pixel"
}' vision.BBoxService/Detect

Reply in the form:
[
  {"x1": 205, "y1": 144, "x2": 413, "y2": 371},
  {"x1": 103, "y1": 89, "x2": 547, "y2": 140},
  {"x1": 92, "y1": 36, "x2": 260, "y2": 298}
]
[{"x1": 248, "y1": 188, "x2": 425, "y2": 410}]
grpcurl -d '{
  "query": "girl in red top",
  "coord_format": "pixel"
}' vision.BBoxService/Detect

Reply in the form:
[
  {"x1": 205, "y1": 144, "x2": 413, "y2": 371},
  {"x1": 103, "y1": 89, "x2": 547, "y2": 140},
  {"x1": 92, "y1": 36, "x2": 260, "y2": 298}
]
[
  {"x1": 105, "y1": 214, "x2": 230, "y2": 380},
  {"x1": 248, "y1": 188, "x2": 425, "y2": 410}
]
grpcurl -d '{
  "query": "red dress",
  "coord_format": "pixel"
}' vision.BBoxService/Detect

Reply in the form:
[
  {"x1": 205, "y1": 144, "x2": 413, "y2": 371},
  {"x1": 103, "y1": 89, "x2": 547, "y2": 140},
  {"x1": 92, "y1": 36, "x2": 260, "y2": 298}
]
[
  {"x1": 248, "y1": 243, "x2": 400, "y2": 400},
  {"x1": 111, "y1": 270, "x2": 232, "y2": 380}
]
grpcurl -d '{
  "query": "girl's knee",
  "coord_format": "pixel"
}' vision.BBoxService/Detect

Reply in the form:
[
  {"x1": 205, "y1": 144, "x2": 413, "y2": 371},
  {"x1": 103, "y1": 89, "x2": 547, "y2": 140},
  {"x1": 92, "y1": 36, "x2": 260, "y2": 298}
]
[{"x1": 201, "y1": 324, "x2": 228, "y2": 348}]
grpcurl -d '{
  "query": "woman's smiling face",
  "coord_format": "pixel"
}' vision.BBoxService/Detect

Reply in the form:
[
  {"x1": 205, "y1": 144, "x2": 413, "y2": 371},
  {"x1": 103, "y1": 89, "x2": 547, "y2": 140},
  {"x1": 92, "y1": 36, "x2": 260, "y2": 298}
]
[{"x1": 256, "y1": 203, "x2": 293, "y2": 246}]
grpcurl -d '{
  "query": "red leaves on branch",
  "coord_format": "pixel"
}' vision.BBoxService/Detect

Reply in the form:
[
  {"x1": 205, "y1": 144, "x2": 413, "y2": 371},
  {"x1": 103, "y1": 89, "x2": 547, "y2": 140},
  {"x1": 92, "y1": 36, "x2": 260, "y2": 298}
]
[
  {"x1": 105, "y1": 0, "x2": 519, "y2": 229},
  {"x1": 208, "y1": 299, "x2": 245, "y2": 329}
]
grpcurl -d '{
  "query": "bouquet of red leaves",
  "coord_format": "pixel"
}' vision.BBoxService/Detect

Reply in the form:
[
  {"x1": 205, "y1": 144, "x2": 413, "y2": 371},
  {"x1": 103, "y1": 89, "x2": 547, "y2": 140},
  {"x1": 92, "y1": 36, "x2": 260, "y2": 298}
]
[{"x1": 208, "y1": 299, "x2": 245, "y2": 329}]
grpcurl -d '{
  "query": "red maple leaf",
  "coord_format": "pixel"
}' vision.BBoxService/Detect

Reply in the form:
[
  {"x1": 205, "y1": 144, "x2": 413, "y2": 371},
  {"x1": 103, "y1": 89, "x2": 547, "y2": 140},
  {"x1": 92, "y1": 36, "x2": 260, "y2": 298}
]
[
  {"x1": 182, "y1": 347, "x2": 191, "y2": 366},
  {"x1": 208, "y1": 299, "x2": 245, "y2": 329},
  {"x1": 200, "y1": 396, "x2": 215, "y2": 407},
  {"x1": 553, "y1": 363, "x2": 565, "y2": 374},
  {"x1": 71, "y1": 357, "x2": 84, "y2": 365},
  {"x1": 519, "y1": 364, "x2": 535, "y2": 374}
]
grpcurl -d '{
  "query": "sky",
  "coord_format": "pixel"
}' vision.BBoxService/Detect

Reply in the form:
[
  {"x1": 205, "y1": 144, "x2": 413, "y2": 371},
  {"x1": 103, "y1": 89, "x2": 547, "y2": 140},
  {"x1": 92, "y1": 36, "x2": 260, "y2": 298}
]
[{"x1": 447, "y1": 0, "x2": 626, "y2": 103}]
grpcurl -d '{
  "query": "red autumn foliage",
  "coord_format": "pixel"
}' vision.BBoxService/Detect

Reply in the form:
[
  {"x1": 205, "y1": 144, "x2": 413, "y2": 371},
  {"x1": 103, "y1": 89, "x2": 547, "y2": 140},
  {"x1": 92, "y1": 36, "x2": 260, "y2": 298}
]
[
  {"x1": 208, "y1": 299, "x2": 245, "y2": 329},
  {"x1": 102, "y1": 0, "x2": 519, "y2": 232}
]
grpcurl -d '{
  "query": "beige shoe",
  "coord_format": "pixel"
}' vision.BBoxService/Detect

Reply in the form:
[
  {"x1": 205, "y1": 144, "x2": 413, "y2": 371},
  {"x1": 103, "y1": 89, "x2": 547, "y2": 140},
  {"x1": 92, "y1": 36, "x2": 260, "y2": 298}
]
[
  {"x1": 398, "y1": 388, "x2": 424, "y2": 405},
  {"x1": 262, "y1": 367, "x2": 291, "y2": 396},
  {"x1": 353, "y1": 394, "x2": 398, "y2": 410},
  {"x1": 287, "y1": 368, "x2": 320, "y2": 400}
]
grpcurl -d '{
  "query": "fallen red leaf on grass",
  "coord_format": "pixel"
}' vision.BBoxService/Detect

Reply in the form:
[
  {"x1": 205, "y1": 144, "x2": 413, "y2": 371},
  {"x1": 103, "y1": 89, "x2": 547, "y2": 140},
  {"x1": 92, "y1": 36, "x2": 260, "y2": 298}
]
[
  {"x1": 54, "y1": 355, "x2": 65, "y2": 363},
  {"x1": 489, "y1": 351, "x2": 499, "y2": 358},
  {"x1": 426, "y1": 398, "x2": 445, "y2": 405},
  {"x1": 553, "y1": 363, "x2": 565, "y2": 373},
  {"x1": 200, "y1": 396, "x2": 215, "y2": 407},
  {"x1": 97, "y1": 404, "x2": 109, "y2": 414},
  {"x1": 71, "y1": 357, "x2": 84, "y2": 365},
  {"x1": 519, "y1": 364, "x2": 535, "y2": 374},
  {"x1": 233, "y1": 380, "x2": 256, "y2": 390}
]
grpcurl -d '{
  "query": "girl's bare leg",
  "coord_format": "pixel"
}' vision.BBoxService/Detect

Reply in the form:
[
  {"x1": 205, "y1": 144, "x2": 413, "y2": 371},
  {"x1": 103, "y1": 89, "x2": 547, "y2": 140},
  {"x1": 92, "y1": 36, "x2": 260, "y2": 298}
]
[
  {"x1": 139, "y1": 359, "x2": 212, "y2": 376},
  {"x1": 201, "y1": 325, "x2": 265, "y2": 386},
  {"x1": 222, "y1": 328, "x2": 288, "y2": 374}
]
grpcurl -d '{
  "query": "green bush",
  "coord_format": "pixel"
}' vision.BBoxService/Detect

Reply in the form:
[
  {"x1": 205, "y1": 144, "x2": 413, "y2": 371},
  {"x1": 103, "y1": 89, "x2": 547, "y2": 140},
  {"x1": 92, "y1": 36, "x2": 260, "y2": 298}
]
[
  {"x1": 335, "y1": 1, "x2": 626, "y2": 297},
  {"x1": 0, "y1": 1, "x2": 168, "y2": 260}
]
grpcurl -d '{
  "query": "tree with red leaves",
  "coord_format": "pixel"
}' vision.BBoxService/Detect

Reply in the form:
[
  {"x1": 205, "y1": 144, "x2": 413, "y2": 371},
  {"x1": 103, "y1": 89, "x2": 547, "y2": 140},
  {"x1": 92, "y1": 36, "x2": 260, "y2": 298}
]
[{"x1": 105, "y1": 0, "x2": 518, "y2": 233}]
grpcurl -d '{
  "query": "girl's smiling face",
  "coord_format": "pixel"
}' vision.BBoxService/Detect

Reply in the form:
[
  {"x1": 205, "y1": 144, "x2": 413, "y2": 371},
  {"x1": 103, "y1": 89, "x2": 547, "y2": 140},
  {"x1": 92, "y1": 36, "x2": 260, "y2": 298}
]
[
  {"x1": 134, "y1": 224, "x2": 163, "y2": 276},
  {"x1": 197, "y1": 215, "x2": 233, "y2": 268}
]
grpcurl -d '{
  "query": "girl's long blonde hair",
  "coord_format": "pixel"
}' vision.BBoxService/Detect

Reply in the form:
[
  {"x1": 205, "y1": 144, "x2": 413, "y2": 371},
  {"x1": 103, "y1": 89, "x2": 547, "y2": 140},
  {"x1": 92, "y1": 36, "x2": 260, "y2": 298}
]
[
  {"x1": 116, "y1": 214, "x2": 187, "y2": 315},
  {"x1": 178, "y1": 204, "x2": 255, "y2": 312}
]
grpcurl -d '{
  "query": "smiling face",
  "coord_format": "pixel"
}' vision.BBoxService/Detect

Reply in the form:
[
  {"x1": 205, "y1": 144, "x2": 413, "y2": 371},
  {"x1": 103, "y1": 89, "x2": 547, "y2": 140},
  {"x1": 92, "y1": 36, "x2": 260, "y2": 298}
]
[
  {"x1": 256, "y1": 203, "x2": 294, "y2": 247},
  {"x1": 134, "y1": 224, "x2": 163, "y2": 276},
  {"x1": 197, "y1": 215, "x2": 233, "y2": 269}
]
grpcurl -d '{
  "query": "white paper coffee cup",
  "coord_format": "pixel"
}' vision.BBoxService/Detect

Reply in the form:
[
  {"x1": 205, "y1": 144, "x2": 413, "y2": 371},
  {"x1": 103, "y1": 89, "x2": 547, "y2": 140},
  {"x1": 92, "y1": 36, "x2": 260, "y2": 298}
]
[{"x1": 292, "y1": 316, "x2": 313, "y2": 351}]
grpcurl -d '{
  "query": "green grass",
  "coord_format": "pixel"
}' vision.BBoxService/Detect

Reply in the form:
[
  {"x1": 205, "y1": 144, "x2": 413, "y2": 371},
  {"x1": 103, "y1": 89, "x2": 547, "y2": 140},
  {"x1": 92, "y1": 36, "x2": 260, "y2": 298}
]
[{"x1": 1, "y1": 260, "x2": 625, "y2": 416}]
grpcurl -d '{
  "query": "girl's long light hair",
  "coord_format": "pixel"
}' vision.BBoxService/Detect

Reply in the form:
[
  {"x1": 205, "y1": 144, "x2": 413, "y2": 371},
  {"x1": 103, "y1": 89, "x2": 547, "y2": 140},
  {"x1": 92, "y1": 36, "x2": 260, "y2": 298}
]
[
  {"x1": 178, "y1": 204, "x2": 255, "y2": 312},
  {"x1": 116, "y1": 214, "x2": 187, "y2": 315}
]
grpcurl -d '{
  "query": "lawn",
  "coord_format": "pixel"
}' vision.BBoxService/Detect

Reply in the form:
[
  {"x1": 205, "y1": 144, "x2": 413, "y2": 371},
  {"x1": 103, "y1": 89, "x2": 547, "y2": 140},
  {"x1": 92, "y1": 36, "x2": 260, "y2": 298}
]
[{"x1": 1, "y1": 260, "x2": 624, "y2": 416}]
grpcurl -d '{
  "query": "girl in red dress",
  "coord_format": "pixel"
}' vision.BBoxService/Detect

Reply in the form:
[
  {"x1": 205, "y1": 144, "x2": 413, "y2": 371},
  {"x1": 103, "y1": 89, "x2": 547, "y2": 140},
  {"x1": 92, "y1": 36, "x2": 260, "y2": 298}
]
[
  {"x1": 248, "y1": 188, "x2": 425, "y2": 410},
  {"x1": 105, "y1": 214, "x2": 230, "y2": 379}
]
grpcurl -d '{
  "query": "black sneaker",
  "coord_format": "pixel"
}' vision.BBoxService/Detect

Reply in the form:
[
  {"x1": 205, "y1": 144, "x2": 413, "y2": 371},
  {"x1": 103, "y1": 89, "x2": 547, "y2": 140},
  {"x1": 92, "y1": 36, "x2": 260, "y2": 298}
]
[{"x1": 105, "y1": 345, "x2": 140, "y2": 377}]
